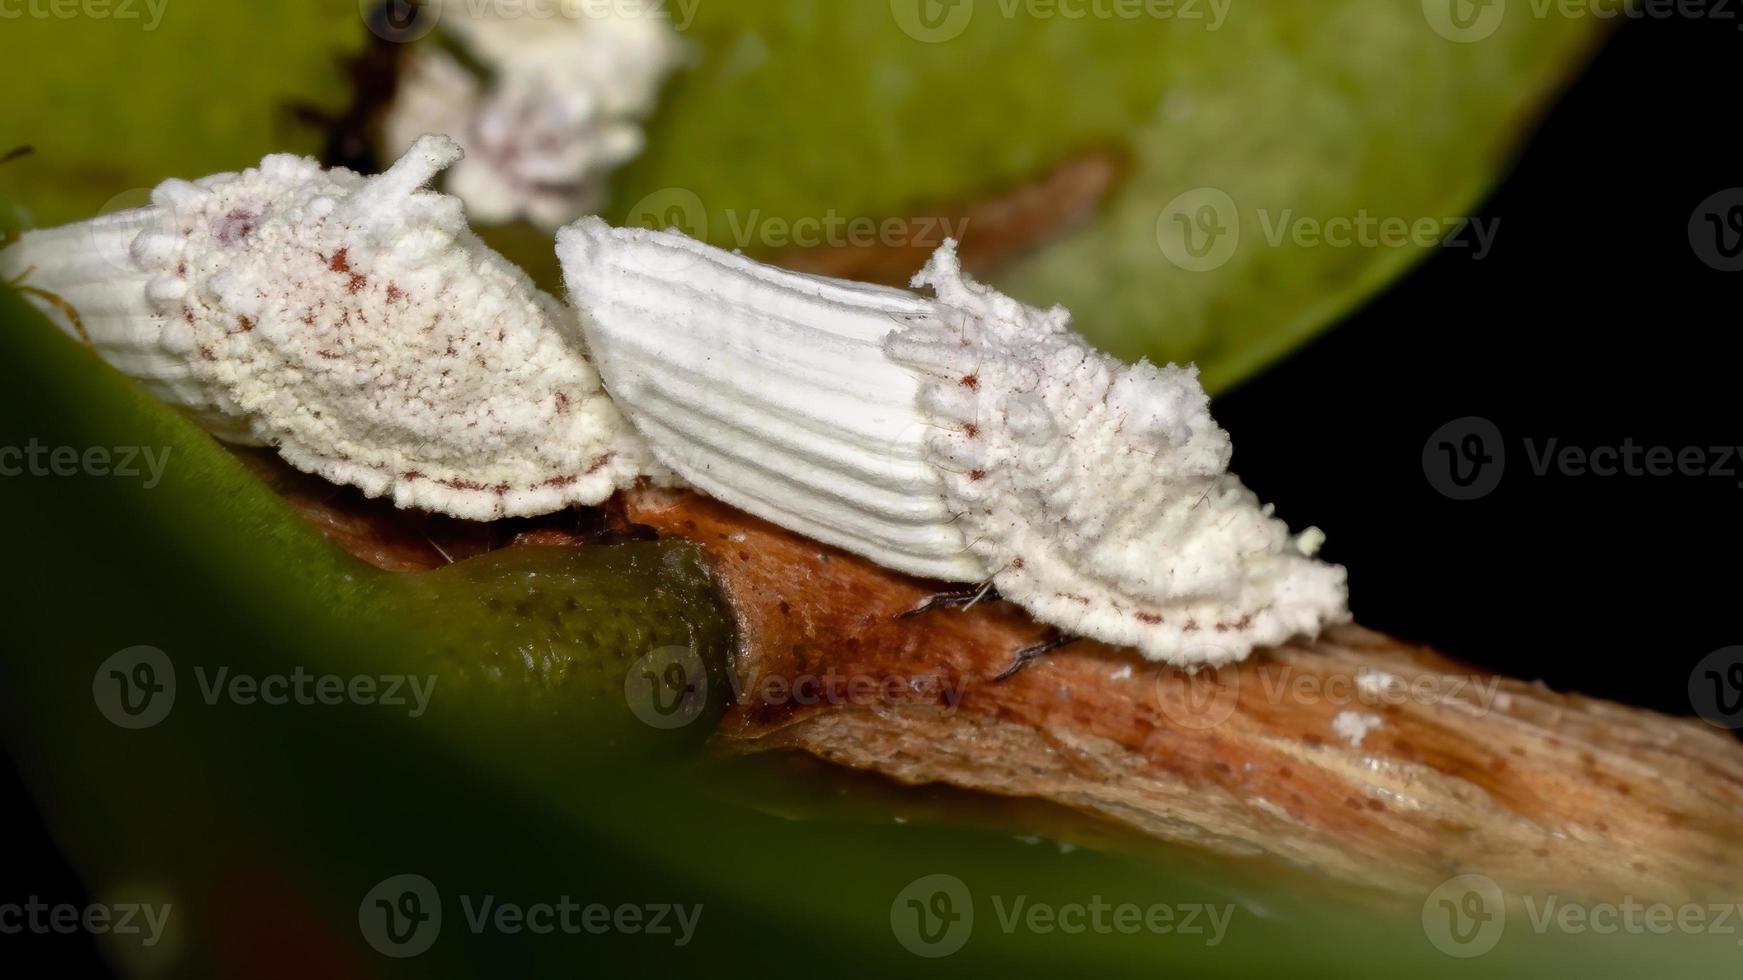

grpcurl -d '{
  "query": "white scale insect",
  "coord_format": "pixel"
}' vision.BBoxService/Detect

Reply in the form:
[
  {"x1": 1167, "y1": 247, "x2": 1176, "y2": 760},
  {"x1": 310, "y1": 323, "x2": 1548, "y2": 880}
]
[
  {"x1": 557, "y1": 219, "x2": 1348, "y2": 667},
  {"x1": 0, "y1": 137, "x2": 656, "y2": 521},
  {"x1": 3, "y1": 144, "x2": 1348, "y2": 667}
]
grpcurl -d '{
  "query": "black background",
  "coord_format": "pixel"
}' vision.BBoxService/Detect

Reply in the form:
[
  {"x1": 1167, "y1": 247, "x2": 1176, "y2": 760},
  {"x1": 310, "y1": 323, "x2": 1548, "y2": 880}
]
[
  {"x1": 1219, "y1": 11, "x2": 1740, "y2": 717},
  {"x1": 3, "y1": 13, "x2": 1738, "y2": 975}
]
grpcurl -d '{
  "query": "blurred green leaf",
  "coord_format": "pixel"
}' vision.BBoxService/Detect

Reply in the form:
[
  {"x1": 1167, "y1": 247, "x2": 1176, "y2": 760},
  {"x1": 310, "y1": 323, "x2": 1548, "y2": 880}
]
[
  {"x1": 1, "y1": 2, "x2": 1605, "y2": 391},
  {"x1": 613, "y1": 0, "x2": 1608, "y2": 389},
  {"x1": 0, "y1": 2, "x2": 359, "y2": 227}
]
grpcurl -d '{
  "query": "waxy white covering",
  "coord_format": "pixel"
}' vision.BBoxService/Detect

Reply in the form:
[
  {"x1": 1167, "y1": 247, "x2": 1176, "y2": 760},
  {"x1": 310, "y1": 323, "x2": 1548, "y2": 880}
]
[
  {"x1": 558, "y1": 218, "x2": 1349, "y2": 665},
  {"x1": 1, "y1": 137, "x2": 653, "y2": 520}
]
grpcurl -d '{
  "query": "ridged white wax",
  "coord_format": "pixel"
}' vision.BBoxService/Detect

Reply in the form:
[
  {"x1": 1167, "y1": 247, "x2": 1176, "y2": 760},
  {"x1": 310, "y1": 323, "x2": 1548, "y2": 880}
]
[
  {"x1": 559, "y1": 218, "x2": 984, "y2": 582},
  {"x1": 559, "y1": 219, "x2": 1350, "y2": 665}
]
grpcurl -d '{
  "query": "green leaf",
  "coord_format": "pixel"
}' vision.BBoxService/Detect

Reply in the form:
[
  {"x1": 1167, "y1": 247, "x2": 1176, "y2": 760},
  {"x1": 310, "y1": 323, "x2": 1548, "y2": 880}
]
[
  {"x1": 612, "y1": 1, "x2": 1608, "y2": 389},
  {"x1": 3, "y1": 2, "x2": 1605, "y2": 390},
  {"x1": 0, "y1": 1, "x2": 359, "y2": 228}
]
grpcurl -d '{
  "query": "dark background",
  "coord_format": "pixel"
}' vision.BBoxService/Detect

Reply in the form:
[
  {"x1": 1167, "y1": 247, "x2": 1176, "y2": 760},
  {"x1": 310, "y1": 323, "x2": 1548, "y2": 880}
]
[
  {"x1": 1220, "y1": 10, "x2": 1740, "y2": 718},
  {"x1": 4, "y1": 13, "x2": 1738, "y2": 975}
]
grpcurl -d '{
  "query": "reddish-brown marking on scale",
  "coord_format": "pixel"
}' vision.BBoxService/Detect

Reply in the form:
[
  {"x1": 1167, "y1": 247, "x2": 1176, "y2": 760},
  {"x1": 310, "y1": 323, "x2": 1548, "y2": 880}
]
[{"x1": 218, "y1": 207, "x2": 258, "y2": 244}]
